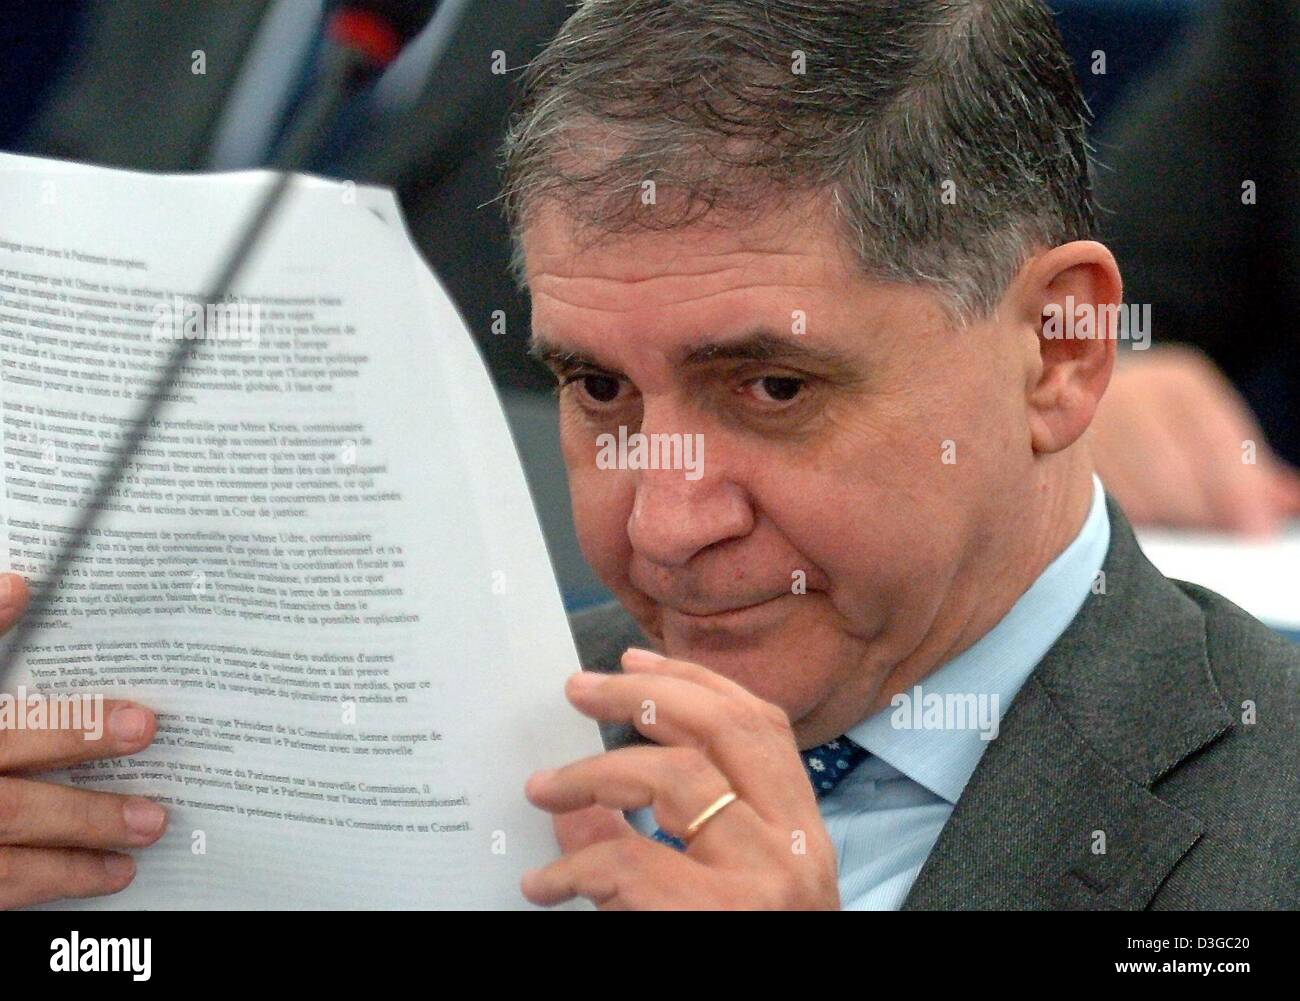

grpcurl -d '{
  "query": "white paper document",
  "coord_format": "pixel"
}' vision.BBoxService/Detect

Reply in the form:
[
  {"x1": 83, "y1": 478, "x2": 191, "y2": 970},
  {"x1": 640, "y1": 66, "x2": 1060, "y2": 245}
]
[{"x1": 0, "y1": 152, "x2": 603, "y2": 908}]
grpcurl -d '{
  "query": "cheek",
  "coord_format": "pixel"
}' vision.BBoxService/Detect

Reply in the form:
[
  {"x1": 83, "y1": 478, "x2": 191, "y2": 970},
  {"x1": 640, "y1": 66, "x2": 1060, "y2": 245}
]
[
  {"x1": 756, "y1": 437, "x2": 965, "y2": 614},
  {"x1": 563, "y1": 443, "x2": 635, "y2": 583}
]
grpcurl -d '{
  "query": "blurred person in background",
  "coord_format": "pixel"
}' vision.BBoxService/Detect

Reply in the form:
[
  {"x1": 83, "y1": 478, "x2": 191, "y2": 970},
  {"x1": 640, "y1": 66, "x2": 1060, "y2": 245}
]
[{"x1": 1090, "y1": 0, "x2": 1300, "y2": 534}]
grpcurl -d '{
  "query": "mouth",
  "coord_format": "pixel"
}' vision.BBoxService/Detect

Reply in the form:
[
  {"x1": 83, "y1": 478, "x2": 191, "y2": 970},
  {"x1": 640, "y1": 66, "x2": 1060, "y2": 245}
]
[
  {"x1": 672, "y1": 594, "x2": 783, "y2": 616},
  {"x1": 663, "y1": 592, "x2": 792, "y2": 630}
]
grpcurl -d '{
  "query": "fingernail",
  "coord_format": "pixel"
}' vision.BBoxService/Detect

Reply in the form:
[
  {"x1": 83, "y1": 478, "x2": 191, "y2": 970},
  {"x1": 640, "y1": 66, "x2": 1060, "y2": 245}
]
[
  {"x1": 110, "y1": 707, "x2": 150, "y2": 743},
  {"x1": 567, "y1": 671, "x2": 600, "y2": 690},
  {"x1": 124, "y1": 798, "x2": 166, "y2": 840},
  {"x1": 103, "y1": 853, "x2": 136, "y2": 883},
  {"x1": 622, "y1": 647, "x2": 666, "y2": 667},
  {"x1": 0, "y1": 574, "x2": 16, "y2": 609}
]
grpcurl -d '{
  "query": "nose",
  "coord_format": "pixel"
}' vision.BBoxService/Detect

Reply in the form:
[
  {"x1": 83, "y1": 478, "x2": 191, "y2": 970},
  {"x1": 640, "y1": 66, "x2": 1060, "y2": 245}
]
[{"x1": 625, "y1": 442, "x2": 753, "y2": 569}]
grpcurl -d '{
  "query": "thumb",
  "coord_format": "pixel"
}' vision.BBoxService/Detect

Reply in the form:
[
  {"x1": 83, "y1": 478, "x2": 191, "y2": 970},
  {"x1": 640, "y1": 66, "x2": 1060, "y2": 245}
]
[
  {"x1": 553, "y1": 804, "x2": 637, "y2": 855},
  {"x1": 0, "y1": 574, "x2": 30, "y2": 635}
]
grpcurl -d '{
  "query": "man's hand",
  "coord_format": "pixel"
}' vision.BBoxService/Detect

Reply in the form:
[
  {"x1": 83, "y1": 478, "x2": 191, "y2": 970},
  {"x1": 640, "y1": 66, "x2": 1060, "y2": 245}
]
[
  {"x1": 0, "y1": 574, "x2": 167, "y2": 910},
  {"x1": 522, "y1": 648, "x2": 839, "y2": 910},
  {"x1": 1091, "y1": 346, "x2": 1300, "y2": 534}
]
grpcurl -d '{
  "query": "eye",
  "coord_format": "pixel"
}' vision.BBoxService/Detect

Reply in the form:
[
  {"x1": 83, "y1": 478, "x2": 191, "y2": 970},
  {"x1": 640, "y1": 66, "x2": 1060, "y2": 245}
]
[
  {"x1": 566, "y1": 372, "x2": 624, "y2": 405},
  {"x1": 744, "y1": 375, "x2": 806, "y2": 404}
]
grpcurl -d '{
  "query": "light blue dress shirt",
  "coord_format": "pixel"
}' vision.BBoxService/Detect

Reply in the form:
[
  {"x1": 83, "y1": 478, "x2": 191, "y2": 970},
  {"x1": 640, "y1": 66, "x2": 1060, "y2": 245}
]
[{"x1": 829, "y1": 474, "x2": 1110, "y2": 909}]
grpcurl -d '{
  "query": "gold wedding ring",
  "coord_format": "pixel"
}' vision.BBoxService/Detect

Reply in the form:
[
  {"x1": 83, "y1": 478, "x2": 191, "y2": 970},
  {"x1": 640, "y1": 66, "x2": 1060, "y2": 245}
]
[{"x1": 683, "y1": 790, "x2": 739, "y2": 842}]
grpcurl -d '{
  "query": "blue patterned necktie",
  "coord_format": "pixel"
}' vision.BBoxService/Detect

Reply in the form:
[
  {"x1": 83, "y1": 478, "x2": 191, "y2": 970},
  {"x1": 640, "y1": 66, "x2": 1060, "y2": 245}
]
[{"x1": 651, "y1": 735, "x2": 869, "y2": 850}]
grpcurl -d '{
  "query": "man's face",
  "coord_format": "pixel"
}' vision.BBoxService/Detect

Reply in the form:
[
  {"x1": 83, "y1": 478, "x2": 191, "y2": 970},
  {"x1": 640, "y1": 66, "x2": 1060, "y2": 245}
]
[{"x1": 524, "y1": 196, "x2": 1039, "y2": 744}]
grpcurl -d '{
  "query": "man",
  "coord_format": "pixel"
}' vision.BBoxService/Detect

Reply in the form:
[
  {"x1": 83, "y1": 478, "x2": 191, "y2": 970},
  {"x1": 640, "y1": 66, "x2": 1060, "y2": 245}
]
[
  {"x1": 502, "y1": 0, "x2": 1297, "y2": 908},
  {"x1": 0, "y1": 0, "x2": 1294, "y2": 911}
]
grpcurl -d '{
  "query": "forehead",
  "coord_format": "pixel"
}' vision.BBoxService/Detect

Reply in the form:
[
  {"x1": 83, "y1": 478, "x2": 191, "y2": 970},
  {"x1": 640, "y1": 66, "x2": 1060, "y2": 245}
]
[
  {"x1": 519, "y1": 197, "x2": 958, "y2": 375},
  {"x1": 523, "y1": 197, "x2": 855, "y2": 301}
]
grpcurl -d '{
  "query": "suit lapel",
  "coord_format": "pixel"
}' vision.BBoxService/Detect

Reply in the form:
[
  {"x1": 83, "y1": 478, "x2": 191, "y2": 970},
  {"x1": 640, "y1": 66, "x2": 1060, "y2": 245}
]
[
  {"x1": 902, "y1": 501, "x2": 1232, "y2": 909},
  {"x1": 900, "y1": 674, "x2": 1205, "y2": 909}
]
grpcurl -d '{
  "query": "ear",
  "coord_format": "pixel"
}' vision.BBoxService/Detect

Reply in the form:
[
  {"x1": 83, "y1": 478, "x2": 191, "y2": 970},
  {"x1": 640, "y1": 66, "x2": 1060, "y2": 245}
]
[{"x1": 1015, "y1": 241, "x2": 1123, "y2": 455}]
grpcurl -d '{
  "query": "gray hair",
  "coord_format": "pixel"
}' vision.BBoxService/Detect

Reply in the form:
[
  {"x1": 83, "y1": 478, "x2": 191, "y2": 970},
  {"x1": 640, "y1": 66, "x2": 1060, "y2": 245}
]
[{"x1": 500, "y1": 0, "x2": 1097, "y2": 322}]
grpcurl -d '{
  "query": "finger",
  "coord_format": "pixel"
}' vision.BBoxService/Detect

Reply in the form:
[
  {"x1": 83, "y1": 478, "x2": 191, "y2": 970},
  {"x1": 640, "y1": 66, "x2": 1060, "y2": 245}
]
[
  {"x1": 563, "y1": 672, "x2": 810, "y2": 821},
  {"x1": 0, "y1": 700, "x2": 156, "y2": 773},
  {"x1": 527, "y1": 744, "x2": 760, "y2": 842},
  {"x1": 620, "y1": 647, "x2": 767, "y2": 708},
  {"x1": 0, "y1": 777, "x2": 168, "y2": 849},
  {"x1": 565, "y1": 670, "x2": 727, "y2": 747},
  {"x1": 0, "y1": 574, "x2": 30, "y2": 636},
  {"x1": 0, "y1": 846, "x2": 136, "y2": 910},
  {"x1": 553, "y1": 804, "x2": 636, "y2": 855},
  {"x1": 522, "y1": 837, "x2": 693, "y2": 909}
]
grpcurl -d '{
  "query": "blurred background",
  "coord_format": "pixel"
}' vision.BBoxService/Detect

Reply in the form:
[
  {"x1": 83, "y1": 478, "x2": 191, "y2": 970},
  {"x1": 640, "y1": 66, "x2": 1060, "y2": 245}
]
[{"x1": 2, "y1": 0, "x2": 1296, "y2": 633}]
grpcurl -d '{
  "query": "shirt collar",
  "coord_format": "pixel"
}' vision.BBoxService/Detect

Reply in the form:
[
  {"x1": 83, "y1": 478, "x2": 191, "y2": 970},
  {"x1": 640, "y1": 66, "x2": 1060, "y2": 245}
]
[{"x1": 844, "y1": 475, "x2": 1110, "y2": 804}]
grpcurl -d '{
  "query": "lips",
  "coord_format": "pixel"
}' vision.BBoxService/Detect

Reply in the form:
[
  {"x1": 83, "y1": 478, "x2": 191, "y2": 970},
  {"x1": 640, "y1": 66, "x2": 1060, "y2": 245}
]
[
  {"x1": 668, "y1": 593, "x2": 787, "y2": 618},
  {"x1": 657, "y1": 592, "x2": 797, "y2": 641},
  {"x1": 628, "y1": 560, "x2": 817, "y2": 630}
]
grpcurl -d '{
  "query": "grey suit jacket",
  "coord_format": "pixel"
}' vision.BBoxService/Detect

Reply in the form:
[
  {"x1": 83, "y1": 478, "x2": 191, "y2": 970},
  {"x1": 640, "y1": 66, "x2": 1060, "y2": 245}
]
[{"x1": 569, "y1": 499, "x2": 1300, "y2": 910}]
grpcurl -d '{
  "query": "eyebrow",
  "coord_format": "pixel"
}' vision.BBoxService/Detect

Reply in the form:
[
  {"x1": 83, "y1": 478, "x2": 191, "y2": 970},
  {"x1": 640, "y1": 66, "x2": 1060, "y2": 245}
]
[
  {"x1": 528, "y1": 338, "x2": 623, "y2": 376},
  {"x1": 680, "y1": 331, "x2": 857, "y2": 373},
  {"x1": 529, "y1": 330, "x2": 859, "y2": 378}
]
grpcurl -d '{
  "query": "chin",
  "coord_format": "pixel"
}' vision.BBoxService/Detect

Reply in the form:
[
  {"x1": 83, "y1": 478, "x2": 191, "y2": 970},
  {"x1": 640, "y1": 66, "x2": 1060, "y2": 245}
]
[{"x1": 657, "y1": 595, "x2": 855, "y2": 722}]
